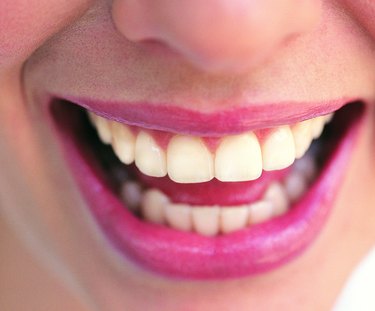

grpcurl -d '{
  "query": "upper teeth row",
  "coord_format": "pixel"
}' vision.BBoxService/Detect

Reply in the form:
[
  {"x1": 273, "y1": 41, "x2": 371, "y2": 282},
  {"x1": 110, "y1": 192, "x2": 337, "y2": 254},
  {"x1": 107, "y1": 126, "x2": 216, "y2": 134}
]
[{"x1": 88, "y1": 112, "x2": 332, "y2": 183}]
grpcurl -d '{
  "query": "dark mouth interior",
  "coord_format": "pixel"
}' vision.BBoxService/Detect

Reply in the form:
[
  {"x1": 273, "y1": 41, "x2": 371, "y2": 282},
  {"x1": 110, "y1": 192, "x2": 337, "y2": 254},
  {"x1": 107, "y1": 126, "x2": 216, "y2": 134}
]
[{"x1": 51, "y1": 100, "x2": 365, "y2": 215}]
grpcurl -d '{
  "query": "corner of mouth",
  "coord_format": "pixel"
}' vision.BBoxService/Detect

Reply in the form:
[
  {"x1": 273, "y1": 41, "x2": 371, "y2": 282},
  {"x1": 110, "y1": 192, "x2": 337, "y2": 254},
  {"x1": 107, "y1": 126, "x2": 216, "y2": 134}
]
[{"x1": 48, "y1": 97, "x2": 366, "y2": 279}]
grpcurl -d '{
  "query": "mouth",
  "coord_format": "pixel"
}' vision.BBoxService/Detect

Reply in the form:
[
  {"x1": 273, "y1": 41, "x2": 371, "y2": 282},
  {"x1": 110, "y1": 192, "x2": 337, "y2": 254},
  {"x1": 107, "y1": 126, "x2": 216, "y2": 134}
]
[{"x1": 50, "y1": 97, "x2": 365, "y2": 279}]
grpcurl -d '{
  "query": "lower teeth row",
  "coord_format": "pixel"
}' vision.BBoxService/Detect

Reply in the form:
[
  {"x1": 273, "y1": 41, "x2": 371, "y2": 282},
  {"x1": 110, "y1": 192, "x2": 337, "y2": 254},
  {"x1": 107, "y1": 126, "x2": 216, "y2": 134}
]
[{"x1": 118, "y1": 155, "x2": 317, "y2": 237}]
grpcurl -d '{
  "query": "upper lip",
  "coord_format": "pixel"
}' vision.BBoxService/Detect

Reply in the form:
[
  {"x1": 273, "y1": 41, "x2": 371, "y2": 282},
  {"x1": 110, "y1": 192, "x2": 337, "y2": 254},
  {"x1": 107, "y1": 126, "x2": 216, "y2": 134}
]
[{"x1": 55, "y1": 95, "x2": 358, "y2": 136}]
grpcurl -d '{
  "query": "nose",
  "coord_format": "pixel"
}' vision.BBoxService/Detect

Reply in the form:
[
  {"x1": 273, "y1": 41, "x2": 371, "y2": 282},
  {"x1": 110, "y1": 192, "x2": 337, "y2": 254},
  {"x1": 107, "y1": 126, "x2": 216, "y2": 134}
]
[{"x1": 112, "y1": 0, "x2": 321, "y2": 73}]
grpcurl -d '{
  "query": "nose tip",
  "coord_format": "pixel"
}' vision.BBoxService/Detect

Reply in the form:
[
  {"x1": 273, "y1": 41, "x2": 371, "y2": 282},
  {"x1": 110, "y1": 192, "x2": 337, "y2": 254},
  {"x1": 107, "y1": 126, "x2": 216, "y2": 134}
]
[{"x1": 112, "y1": 0, "x2": 321, "y2": 73}]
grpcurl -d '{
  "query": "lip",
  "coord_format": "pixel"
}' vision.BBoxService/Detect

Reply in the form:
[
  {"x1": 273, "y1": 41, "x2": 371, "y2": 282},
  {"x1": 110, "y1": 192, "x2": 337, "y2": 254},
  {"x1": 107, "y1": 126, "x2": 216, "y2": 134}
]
[
  {"x1": 49, "y1": 98, "x2": 364, "y2": 279},
  {"x1": 58, "y1": 95, "x2": 357, "y2": 136}
]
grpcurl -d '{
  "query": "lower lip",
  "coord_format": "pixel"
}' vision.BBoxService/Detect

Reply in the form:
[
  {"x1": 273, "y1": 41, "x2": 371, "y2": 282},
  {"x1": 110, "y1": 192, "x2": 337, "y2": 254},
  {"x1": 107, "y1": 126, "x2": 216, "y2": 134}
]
[{"x1": 51, "y1": 101, "x2": 364, "y2": 279}]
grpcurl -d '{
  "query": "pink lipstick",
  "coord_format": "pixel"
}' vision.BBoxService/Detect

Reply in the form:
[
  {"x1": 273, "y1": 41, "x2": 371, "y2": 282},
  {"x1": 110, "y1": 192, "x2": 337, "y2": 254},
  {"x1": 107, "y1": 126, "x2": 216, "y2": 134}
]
[{"x1": 49, "y1": 98, "x2": 364, "y2": 279}]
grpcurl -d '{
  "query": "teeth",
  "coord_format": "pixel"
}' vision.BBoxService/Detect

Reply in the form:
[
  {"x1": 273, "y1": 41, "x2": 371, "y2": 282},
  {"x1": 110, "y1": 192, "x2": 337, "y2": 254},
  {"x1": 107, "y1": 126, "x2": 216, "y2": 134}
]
[
  {"x1": 215, "y1": 132, "x2": 262, "y2": 182},
  {"x1": 89, "y1": 112, "x2": 329, "y2": 183},
  {"x1": 294, "y1": 155, "x2": 317, "y2": 183},
  {"x1": 141, "y1": 189, "x2": 169, "y2": 224},
  {"x1": 120, "y1": 181, "x2": 142, "y2": 211},
  {"x1": 220, "y1": 206, "x2": 249, "y2": 234},
  {"x1": 261, "y1": 126, "x2": 296, "y2": 171},
  {"x1": 248, "y1": 201, "x2": 274, "y2": 224},
  {"x1": 292, "y1": 120, "x2": 313, "y2": 159},
  {"x1": 192, "y1": 207, "x2": 220, "y2": 236},
  {"x1": 311, "y1": 116, "x2": 326, "y2": 139},
  {"x1": 90, "y1": 113, "x2": 112, "y2": 144},
  {"x1": 89, "y1": 111, "x2": 325, "y2": 236},
  {"x1": 167, "y1": 135, "x2": 214, "y2": 183},
  {"x1": 283, "y1": 171, "x2": 308, "y2": 203},
  {"x1": 165, "y1": 203, "x2": 193, "y2": 232},
  {"x1": 123, "y1": 149, "x2": 317, "y2": 235},
  {"x1": 135, "y1": 131, "x2": 167, "y2": 177},
  {"x1": 111, "y1": 122, "x2": 136, "y2": 164},
  {"x1": 263, "y1": 182, "x2": 289, "y2": 216}
]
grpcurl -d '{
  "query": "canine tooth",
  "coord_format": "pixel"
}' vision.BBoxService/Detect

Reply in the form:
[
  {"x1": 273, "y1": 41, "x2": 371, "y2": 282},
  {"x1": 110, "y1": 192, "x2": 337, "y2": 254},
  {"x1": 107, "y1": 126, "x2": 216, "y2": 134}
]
[
  {"x1": 311, "y1": 116, "x2": 325, "y2": 139},
  {"x1": 121, "y1": 181, "x2": 142, "y2": 211},
  {"x1": 165, "y1": 203, "x2": 192, "y2": 231},
  {"x1": 248, "y1": 201, "x2": 274, "y2": 224},
  {"x1": 167, "y1": 135, "x2": 214, "y2": 183},
  {"x1": 263, "y1": 182, "x2": 289, "y2": 216},
  {"x1": 94, "y1": 115, "x2": 112, "y2": 144},
  {"x1": 262, "y1": 126, "x2": 295, "y2": 171},
  {"x1": 325, "y1": 113, "x2": 333, "y2": 123},
  {"x1": 292, "y1": 120, "x2": 313, "y2": 159},
  {"x1": 284, "y1": 171, "x2": 307, "y2": 203},
  {"x1": 215, "y1": 132, "x2": 262, "y2": 182},
  {"x1": 135, "y1": 131, "x2": 167, "y2": 177},
  {"x1": 192, "y1": 207, "x2": 220, "y2": 236},
  {"x1": 220, "y1": 206, "x2": 249, "y2": 234},
  {"x1": 88, "y1": 112, "x2": 97, "y2": 126},
  {"x1": 111, "y1": 122, "x2": 136, "y2": 164},
  {"x1": 141, "y1": 189, "x2": 169, "y2": 224}
]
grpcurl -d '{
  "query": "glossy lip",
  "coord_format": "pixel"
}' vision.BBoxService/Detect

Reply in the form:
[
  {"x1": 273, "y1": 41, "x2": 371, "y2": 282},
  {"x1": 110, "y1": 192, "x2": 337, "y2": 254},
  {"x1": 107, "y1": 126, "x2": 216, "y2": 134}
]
[
  {"x1": 58, "y1": 95, "x2": 357, "y2": 136},
  {"x1": 50, "y1": 98, "x2": 365, "y2": 279}
]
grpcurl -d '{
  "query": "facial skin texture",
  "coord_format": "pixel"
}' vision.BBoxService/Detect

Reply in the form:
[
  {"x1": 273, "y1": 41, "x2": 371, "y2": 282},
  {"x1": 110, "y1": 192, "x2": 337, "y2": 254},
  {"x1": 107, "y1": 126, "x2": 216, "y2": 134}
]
[{"x1": 1, "y1": 0, "x2": 375, "y2": 310}]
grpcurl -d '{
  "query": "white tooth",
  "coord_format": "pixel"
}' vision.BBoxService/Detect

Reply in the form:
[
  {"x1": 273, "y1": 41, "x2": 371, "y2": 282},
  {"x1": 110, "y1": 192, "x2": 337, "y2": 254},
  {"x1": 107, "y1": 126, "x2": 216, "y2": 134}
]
[
  {"x1": 220, "y1": 206, "x2": 249, "y2": 234},
  {"x1": 165, "y1": 203, "x2": 192, "y2": 231},
  {"x1": 94, "y1": 115, "x2": 112, "y2": 144},
  {"x1": 192, "y1": 207, "x2": 220, "y2": 236},
  {"x1": 141, "y1": 189, "x2": 169, "y2": 224},
  {"x1": 135, "y1": 131, "x2": 167, "y2": 177},
  {"x1": 111, "y1": 122, "x2": 136, "y2": 164},
  {"x1": 325, "y1": 113, "x2": 333, "y2": 123},
  {"x1": 88, "y1": 112, "x2": 97, "y2": 127},
  {"x1": 292, "y1": 120, "x2": 313, "y2": 159},
  {"x1": 215, "y1": 132, "x2": 262, "y2": 182},
  {"x1": 263, "y1": 182, "x2": 289, "y2": 216},
  {"x1": 262, "y1": 126, "x2": 296, "y2": 171},
  {"x1": 248, "y1": 201, "x2": 274, "y2": 224},
  {"x1": 120, "y1": 181, "x2": 142, "y2": 211},
  {"x1": 311, "y1": 116, "x2": 325, "y2": 139},
  {"x1": 294, "y1": 155, "x2": 317, "y2": 183},
  {"x1": 283, "y1": 171, "x2": 308, "y2": 203},
  {"x1": 167, "y1": 135, "x2": 214, "y2": 183}
]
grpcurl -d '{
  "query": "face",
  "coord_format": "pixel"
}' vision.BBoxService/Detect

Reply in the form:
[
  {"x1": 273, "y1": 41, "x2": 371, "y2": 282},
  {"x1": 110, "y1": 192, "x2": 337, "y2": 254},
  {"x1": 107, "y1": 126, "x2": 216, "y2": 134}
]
[{"x1": 1, "y1": 1, "x2": 375, "y2": 310}]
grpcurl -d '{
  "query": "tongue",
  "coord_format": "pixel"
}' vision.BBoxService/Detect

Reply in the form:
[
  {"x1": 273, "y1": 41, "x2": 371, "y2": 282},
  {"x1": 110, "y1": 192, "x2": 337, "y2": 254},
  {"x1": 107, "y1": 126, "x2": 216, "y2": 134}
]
[{"x1": 135, "y1": 168, "x2": 290, "y2": 206}]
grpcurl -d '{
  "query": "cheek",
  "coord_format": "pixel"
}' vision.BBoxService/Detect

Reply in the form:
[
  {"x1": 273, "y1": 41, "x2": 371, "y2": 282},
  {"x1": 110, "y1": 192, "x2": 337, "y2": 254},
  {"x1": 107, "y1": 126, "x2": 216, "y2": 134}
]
[
  {"x1": 342, "y1": 0, "x2": 375, "y2": 39},
  {"x1": 0, "y1": 0, "x2": 90, "y2": 67}
]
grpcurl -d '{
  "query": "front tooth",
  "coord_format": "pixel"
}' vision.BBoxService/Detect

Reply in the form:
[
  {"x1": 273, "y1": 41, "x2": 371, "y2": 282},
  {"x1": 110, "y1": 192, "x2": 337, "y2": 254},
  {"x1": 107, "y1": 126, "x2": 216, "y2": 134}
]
[
  {"x1": 215, "y1": 132, "x2": 262, "y2": 182},
  {"x1": 165, "y1": 203, "x2": 193, "y2": 231},
  {"x1": 135, "y1": 131, "x2": 167, "y2": 177},
  {"x1": 93, "y1": 115, "x2": 112, "y2": 144},
  {"x1": 167, "y1": 135, "x2": 214, "y2": 183},
  {"x1": 261, "y1": 126, "x2": 295, "y2": 171},
  {"x1": 311, "y1": 116, "x2": 326, "y2": 139},
  {"x1": 263, "y1": 182, "x2": 289, "y2": 216},
  {"x1": 111, "y1": 122, "x2": 136, "y2": 164},
  {"x1": 192, "y1": 207, "x2": 220, "y2": 236},
  {"x1": 220, "y1": 206, "x2": 249, "y2": 234},
  {"x1": 141, "y1": 189, "x2": 169, "y2": 224},
  {"x1": 292, "y1": 120, "x2": 313, "y2": 159},
  {"x1": 248, "y1": 201, "x2": 274, "y2": 224}
]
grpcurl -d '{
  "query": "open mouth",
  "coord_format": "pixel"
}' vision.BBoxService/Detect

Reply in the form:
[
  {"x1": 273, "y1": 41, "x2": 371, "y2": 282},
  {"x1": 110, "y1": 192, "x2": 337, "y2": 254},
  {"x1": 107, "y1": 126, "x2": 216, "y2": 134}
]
[{"x1": 50, "y1": 98, "x2": 365, "y2": 279}]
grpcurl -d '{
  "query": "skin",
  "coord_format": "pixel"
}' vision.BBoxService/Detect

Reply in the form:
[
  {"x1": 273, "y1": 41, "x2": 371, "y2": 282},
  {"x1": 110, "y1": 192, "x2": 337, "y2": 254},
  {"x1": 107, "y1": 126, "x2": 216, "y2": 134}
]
[{"x1": 1, "y1": 0, "x2": 375, "y2": 310}]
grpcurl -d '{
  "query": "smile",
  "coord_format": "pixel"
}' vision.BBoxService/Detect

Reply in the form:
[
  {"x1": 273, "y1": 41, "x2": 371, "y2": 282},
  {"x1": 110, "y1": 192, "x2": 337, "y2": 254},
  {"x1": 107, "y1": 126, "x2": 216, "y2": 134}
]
[{"x1": 49, "y1": 97, "x2": 365, "y2": 279}]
